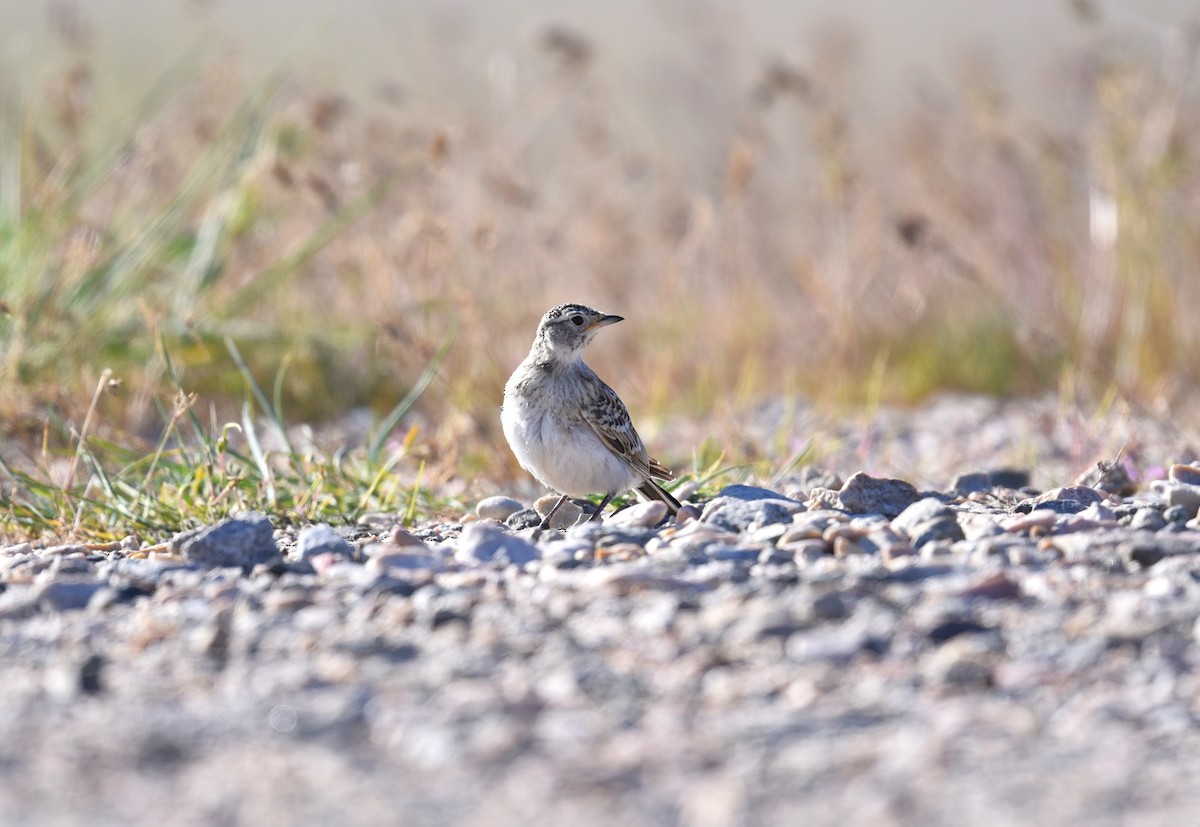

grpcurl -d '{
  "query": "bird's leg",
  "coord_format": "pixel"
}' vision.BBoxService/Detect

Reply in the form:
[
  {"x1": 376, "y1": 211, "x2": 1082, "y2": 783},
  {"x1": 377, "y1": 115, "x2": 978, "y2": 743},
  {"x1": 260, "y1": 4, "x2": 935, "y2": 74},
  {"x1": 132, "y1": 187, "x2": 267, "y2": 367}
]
[
  {"x1": 588, "y1": 493, "x2": 615, "y2": 522},
  {"x1": 539, "y1": 494, "x2": 571, "y2": 530}
]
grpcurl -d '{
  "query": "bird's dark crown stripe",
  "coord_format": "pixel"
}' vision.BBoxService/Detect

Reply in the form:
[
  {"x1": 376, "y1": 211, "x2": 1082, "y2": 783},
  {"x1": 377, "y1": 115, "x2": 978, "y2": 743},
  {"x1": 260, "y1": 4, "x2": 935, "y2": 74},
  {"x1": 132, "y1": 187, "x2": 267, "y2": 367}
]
[{"x1": 545, "y1": 303, "x2": 596, "y2": 320}]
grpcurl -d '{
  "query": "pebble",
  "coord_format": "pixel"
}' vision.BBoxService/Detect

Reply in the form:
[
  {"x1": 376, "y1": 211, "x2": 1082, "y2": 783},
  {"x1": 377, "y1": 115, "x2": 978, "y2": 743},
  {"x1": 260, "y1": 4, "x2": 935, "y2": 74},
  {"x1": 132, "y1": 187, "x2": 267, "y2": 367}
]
[
  {"x1": 608, "y1": 501, "x2": 668, "y2": 528},
  {"x1": 891, "y1": 498, "x2": 965, "y2": 549},
  {"x1": 476, "y1": 496, "x2": 525, "y2": 522},
  {"x1": 295, "y1": 524, "x2": 355, "y2": 561},
  {"x1": 365, "y1": 549, "x2": 446, "y2": 575},
  {"x1": 836, "y1": 472, "x2": 923, "y2": 518},
  {"x1": 949, "y1": 472, "x2": 992, "y2": 495},
  {"x1": 170, "y1": 512, "x2": 281, "y2": 569},
  {"x1": 35, "y1": 579, "x2": 106, "y2": 612},
  {"x1": 1168, "y1": 464, "x2": 1200, "y2": 485},
  {"x1": 1074, "y1": 459, "x2": 1137, "y2": 496},
  {"x1": 1162, "y1": 482, "x2": 1200, "y2": 513},
  {"x1": 701, "y1": 497, "x2": 797, "y2": 533},
  {"x1": 534, "y1": 495, "x2": 587, "y2": 529},
  {"x1": 455, "y1": 520, "x2": 540, "y2": 565}
]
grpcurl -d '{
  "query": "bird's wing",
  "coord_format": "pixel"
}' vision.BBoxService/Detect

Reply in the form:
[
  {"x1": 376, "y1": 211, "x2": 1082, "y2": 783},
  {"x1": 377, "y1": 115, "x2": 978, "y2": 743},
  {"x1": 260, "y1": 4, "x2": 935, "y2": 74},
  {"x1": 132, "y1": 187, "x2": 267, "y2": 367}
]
[{"x1": 582, "y1": 380, "x2": 674, "y2": 481}]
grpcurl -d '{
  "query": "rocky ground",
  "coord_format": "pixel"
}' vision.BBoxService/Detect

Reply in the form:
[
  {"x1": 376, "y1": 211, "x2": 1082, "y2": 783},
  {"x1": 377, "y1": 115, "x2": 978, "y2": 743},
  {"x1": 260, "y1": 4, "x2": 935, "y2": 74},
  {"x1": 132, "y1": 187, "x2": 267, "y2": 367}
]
[{"x1": 2, "y1": 395, "x2": 1200, "y2": 826}]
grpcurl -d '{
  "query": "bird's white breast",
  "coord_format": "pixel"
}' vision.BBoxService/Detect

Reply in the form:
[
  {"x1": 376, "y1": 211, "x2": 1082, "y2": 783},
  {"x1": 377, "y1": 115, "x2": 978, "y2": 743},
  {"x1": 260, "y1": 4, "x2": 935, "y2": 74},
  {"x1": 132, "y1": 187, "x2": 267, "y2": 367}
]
[{"x1": 501, "y1": 374, "x2": 638, "y2": 497}]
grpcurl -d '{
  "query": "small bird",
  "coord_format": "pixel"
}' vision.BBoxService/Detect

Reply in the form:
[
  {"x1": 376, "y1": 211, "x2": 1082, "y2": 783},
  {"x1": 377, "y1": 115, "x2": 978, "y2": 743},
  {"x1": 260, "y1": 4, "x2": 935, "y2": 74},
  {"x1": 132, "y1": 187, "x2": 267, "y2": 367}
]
[{"x1": 501, "y1": 303, "x2": 681, "y2": 529}]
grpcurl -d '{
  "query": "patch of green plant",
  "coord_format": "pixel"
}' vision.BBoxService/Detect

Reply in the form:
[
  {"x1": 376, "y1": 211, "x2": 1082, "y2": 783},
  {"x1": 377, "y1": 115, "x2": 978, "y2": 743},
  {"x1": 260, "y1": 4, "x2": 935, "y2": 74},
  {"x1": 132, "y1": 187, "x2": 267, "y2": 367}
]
[{"x1": 0, "y1": 335, "x2": 458, "y2": 544}]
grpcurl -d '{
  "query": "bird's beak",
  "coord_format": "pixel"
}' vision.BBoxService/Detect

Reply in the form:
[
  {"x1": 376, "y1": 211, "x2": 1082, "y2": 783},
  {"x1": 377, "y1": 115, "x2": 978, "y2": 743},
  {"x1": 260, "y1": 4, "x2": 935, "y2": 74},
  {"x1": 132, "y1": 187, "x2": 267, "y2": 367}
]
[{"x1": 589, "y1": 314, "x2": 623, "y2": 330}]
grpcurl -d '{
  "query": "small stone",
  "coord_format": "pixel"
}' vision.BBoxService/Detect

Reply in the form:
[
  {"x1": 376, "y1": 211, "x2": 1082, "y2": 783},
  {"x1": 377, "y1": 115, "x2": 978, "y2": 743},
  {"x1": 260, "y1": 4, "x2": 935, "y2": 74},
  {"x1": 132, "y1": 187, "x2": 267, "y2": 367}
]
[
  {"x1": 365, "y1": 550, "x2": 446, "y2": 575},
  {"x1": 1164, "y1": 505, "x2": 1192, "y2": 524},
  {"x1": 43, "y1": 544, "x2": 90, "y2": 557},
  {"x1": 949, "y1": 472, "x2": 991, "y2": 496},
  {"x1": 1129, "y1": 509, "x2": 1167, "y2": 533},
  {"x1": 476, "y1": 496, "x2": 525, "y2": 522},
  {"x1": 1015, "y1": 486, "x2": 1107, "y2": 515},
  {"x1": 1121, "y1": 540, "x2": 1164, "y2": 569},
  {"x1": 0, "y1": 542, "x2": 32, "y2": 556},
  {"x1": 811, "y1": 591, "x2": 848, "y2": 620},
  {"x1": 390, "y1": 526, "x2": 425, "y2": 547},
  {"x1": 957, "y1": 572, "x2": 1021, "y2": 600},
  {"x1": 295, "y1": 524, "x2": 355, "y2": 562},
  {"x1": 1074, "y1": 459, "x2": 1137, "y2": 496},
  {"x1": 594, "y1": 543, "x2": 647, "y2": 563},
  {"x1": 926, "y1": 640, "x2": 994, "y2": 690},
  {"x1": 926, "y1": 618, "x2": 994, "y2": 643},
  {"x1": 1164, "y1": 483, "x2": 1200, "y2": 513},
  {"x1": 757, "y1": 547, "x2": 793, "y2": 565},
  {"x1": 534, "y1": 495, "x2": 587, "y2": 529},
  {"x1": 608, "y1": 501, "x2": 668, "y2": 528},
  {"x1": 505, "y1": 508, "x2": 543, "y2": 530},
  {"x1": 788, "y1": 539, "x2": 830, "y2": 563},
  {"x1": 836, "y1": 473, "x2": 922, "y2": 518},
  {"x1": 1002, "y1": 510, "x2": 1058, "y2": 533},
  {"x1": 707, "y1": 547, "x2": 762, "y2": 563},
  {"x1": 702, "y1": 498, "x2": 797, "y2": 533},
  {"x1": 1168, "y1": 464, "x2": 1200, "y2": 485},
  {"x1": 987, "y1": 469, "x2": 1031, "y2": 490},
  {"x1": 455, "y1": 520, "x2": 540, "y2": 565},
  {"x1": 171, "y1": 512, "x2": 280, "y2": 569},
  {"x1": 569, "y1": 522, "x2": 658, "y2": 548},
  {"x1": 712, "y1": 484, "x2": 801, "y2": 503},
  {"x1": 779, "y1": 467, "x2": 843, "y2": 498},
  {"x1": 35, "y1": 579, "x2": 105, "y2": 612},
  {"x1": 891, "y1": 498, "x2": 964, "y2": 548}
]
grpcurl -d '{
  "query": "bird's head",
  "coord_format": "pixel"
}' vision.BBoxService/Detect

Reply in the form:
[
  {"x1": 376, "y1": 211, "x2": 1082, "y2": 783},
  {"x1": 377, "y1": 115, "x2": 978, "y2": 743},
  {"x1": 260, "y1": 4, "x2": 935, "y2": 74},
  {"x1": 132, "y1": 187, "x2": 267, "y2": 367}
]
[{"x1": 534, "y1": 303, "x2": 623, "y2": 358}]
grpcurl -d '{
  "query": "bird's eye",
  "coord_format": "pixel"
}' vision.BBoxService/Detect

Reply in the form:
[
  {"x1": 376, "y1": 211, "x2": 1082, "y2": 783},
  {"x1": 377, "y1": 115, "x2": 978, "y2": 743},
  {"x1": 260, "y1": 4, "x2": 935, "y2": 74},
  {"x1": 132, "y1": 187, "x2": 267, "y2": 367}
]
[{"x1": 571, "y1": 315, "x2": 585, "y2": 326}]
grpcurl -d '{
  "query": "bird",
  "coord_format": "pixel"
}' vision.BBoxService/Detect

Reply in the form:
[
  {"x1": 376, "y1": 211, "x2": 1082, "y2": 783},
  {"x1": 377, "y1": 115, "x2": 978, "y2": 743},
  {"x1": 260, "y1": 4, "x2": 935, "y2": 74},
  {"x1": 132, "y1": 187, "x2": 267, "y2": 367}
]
[{"x1": 501, "y1": 303, "x2": 682, "y2": 529}]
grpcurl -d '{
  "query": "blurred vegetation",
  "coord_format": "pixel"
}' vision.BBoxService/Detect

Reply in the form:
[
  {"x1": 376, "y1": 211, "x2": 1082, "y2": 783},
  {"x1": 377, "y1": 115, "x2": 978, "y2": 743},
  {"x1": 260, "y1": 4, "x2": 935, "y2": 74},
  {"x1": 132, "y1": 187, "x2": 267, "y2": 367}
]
[{"x1": 2, "y1": 1, "x2": 1200, "y2": 539}]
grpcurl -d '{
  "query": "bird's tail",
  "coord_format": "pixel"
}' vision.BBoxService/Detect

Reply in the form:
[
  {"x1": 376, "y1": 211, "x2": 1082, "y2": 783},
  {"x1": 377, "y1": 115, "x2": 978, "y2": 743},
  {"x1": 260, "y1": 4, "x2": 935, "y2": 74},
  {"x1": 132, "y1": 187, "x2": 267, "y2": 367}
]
[{"x1": 637, "y1": 479, "x2": 682, "y2": 515}]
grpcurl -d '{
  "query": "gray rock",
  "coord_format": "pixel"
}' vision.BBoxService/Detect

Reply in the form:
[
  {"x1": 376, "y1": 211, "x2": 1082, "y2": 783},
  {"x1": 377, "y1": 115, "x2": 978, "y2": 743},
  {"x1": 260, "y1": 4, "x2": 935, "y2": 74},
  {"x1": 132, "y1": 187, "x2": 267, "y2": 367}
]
[
  {"x1": 811, "y1": 591, "x2": 849, "y2": 620},
  {"x1": 364, "y1": 546, "x2": 447, "y2": 575},
  {"x1": 35, "y1": 579, "x2": 106, "y2": 612},
  {"x1": 707, "y1": 547, "x2": 762, "y2": 563},
  {"x1": 171, "y1": 512, "x2": 280, "y2": 569},
  {"x1": 987, "y1": 469, "x2": 1032, "y2": 489},
  {"x1": 892, "y1": 498, "x2": 965, "y2": 549},
  {"x1": 295, "y1": 524, "x2": 355, "y2": 561},
  {"x1": 702, "y1": 498, "x2": 796, "y2": 533},
  {"x1": 713, "y1": 484, "x2": 801, "y2": 503},
  {"x1": 505, "y1": 508, "x2": 543, "y2": 530},
  {"x1": 476, "y1": 496, "x2": 525, "y2": 522},
  {"x1": 568, "y1": 522, "x2": 658, "y2": 548},
  {"x1": 455, "y1": 520, "x2": 540, "y2": 565},
  {"x1": 1164, "y1": 483, "x2": 1200, "y2": 513},
  {"x1": 1168, "y1": 464, "x2": 1200, "y2": 485},
  {"x1": 949, "y1": 472, "x2": 992, "y2": 495},
  {"x1": 837, "y1": 473, "x2": 923, "y2": 518},
  {"x1": 1128, "y1": 508, "x2": 1167, "y2": 533},
  {"x1": 1016, "y1": 486, "x2": 1107, "y2": 515},
  {"x1": 804, "y1": 487, "x2": 843, "y2": 510},
  {"x1": 1164, "y1": 504, "x2": 1192, "y2": 524},
  {"x1": 608, "y1": 501, "x2": 668, "y2": 528},
  {"x1": 535, "y1": 495, "x2": 587, "y2": 529},
  {"x1": 1074, "y1": 460, "x2": 1136, "y2": 496}
]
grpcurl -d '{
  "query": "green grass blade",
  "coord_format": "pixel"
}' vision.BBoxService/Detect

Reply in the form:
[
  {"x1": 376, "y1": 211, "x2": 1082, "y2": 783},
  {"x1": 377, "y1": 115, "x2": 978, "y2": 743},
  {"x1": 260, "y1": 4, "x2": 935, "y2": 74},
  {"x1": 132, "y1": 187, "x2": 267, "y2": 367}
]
[
  {"x1": 241, "y1": 400, "x2": 276, "y2": 506},
  {"x1": 226, "y1": 335, "x2": 293, "y2": 454},
  {"x1": 367, "y1": 321, "x2": 457, "y2": 466}
]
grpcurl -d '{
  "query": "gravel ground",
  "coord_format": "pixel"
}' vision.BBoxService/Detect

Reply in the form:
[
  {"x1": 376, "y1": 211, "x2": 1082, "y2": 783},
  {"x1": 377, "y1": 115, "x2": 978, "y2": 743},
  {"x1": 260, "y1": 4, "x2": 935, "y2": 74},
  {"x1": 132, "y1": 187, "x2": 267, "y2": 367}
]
[{"x1": 3, "y1": 395, "x2": 1200, "y2": 826}]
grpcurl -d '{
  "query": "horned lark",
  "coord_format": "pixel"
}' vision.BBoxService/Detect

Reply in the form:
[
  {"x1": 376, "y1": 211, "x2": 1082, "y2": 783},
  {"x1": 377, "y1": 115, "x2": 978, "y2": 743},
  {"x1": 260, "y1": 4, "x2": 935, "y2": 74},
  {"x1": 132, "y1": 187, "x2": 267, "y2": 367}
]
[{"x1": 501, "y1": 303, "x2": 681, "y2": 529}]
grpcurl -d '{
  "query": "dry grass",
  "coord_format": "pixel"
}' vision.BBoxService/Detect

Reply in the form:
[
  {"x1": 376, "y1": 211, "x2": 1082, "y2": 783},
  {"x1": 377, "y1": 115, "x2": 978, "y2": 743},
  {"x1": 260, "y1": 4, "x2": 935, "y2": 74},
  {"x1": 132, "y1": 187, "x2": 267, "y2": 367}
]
[{"x1": 2, "y1": 2, "x2": 1200, "y2": 537}]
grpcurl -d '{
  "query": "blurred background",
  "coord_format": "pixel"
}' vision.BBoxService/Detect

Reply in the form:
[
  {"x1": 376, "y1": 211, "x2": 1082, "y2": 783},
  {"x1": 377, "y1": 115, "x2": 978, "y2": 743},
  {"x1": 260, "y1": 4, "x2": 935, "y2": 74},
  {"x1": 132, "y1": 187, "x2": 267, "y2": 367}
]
[{"x1": 2, "y1": 0, "x2": 1199, "y2": 485}]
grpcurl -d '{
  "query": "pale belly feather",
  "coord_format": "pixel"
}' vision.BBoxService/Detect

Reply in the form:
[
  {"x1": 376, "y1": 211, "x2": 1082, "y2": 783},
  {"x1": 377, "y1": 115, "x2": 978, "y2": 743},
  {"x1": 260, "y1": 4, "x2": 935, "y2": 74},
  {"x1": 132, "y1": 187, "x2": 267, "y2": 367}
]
[{"x1": 501, "y1": 396, "x2": 638, "y2": 497}]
